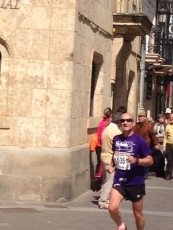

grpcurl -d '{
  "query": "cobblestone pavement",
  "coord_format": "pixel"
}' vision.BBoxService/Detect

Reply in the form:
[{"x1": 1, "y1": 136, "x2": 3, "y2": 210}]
[{"x1": 0, "y1": 176, "x2": 172, "y2": 230}]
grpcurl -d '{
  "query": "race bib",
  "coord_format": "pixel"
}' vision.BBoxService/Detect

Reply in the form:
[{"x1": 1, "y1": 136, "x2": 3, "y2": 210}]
[{"x1": 113, "y1": 151, "x2": 131, "y2": 170}]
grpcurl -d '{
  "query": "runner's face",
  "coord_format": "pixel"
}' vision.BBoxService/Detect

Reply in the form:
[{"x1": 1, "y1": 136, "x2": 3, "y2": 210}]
[{"x1": 120, "y1": 115, "x2": 134, "y2": 131}]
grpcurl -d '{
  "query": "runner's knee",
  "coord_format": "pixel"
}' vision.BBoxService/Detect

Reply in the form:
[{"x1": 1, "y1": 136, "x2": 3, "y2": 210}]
[
  {"x1": 108, "y1": 200, "x2": 119, "y2": 213},
  {"x1": 133, "y1": 210, "x2": 143, "y2": 221}
]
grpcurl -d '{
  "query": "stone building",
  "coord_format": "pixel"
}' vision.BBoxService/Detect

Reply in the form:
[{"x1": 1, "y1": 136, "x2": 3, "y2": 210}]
[
  {"x1": 112, "y1": 0, "x2": 154, "y2": 116},
  {"x1": 145, "y1": 0, "x2": 173, "y2": 119},
  {"x1": 0, "y1": 0, "x2": 153, "y2": 202}
]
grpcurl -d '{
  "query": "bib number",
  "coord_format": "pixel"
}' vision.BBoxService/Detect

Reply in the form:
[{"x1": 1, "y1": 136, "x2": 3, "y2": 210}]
[{"x1": 114, "y1": 151, "x2": 131, "y2": 170}]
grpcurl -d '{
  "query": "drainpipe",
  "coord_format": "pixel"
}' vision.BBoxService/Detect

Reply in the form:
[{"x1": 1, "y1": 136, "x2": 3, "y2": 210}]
[{"x1": 139, "y1": 36, "x2": 146, "y2": 110}]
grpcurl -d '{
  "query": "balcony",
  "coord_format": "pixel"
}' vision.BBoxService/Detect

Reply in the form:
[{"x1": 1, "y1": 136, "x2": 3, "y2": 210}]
[
  {"x1": 113, "y1": 0, "x2": 154, "y2": 38},
  {"x1": 146, "y1": 25, "x2": 173, "y2": 75}
]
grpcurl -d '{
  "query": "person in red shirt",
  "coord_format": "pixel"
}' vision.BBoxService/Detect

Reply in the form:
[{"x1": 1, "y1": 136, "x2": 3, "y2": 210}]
[
  {"x1": 97, "y1": 108, "x2": 112, "y2": 148},
  {"x1": 95, "y1": 108, "x2": 112, "y2": 189}
]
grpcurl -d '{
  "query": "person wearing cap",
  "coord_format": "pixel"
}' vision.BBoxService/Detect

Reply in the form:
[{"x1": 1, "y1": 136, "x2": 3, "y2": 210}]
[
  {"x1": 165, "y1": 108, "x2": 171, "y2": 124},
  {"x1": 133, "y1": 110, "x2": 159, "y2": 179},
  {"x1": 133, "y1": 110, "x2": 159, "y2": 148}
]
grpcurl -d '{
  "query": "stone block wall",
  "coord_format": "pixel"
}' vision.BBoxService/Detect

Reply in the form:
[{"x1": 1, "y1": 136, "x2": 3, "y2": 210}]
[
  {"x1": 0, "y1": 0, "x2": 114, "y2": 148},
  {"x1": 0, "y1": 1, "x2": 77, "y2": 148},
  {"x1": 74, "y1": 0, "x2": 114, "y2": 142},
  {"x1": 0, "y1": 145, "x2": 89, "y2": 202},
  {"x1": 0, "y1": 0, "x2": 115, "y2": 201}
]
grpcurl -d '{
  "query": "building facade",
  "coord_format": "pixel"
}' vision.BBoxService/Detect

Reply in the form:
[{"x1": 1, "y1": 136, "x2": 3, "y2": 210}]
[
  {"x1": 0, "y1": 0, "x2": 153, "y2": 202},
  {"x1": 145, "y1": 0, "x2": 173, "y2": 119},
  {"x1": 112, "y1": 0, "x2": 154, "y2": 117}
]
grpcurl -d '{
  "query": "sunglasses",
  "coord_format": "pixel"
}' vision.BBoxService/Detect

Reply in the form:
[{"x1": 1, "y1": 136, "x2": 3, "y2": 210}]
[{"x1": 120, "y1": 118, "x2": 133, "y2": 123}]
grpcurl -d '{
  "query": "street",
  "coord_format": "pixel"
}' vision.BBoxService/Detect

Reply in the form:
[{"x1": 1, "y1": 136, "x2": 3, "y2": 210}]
[{"x1": 0, "y1": 176, "x2": 172, "y2": 230}]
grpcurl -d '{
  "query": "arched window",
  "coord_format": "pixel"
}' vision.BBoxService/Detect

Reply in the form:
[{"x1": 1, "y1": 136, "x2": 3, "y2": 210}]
[
  {"x1": 89, "y1": 61, "x2": 97, "y2": 117},
  {"x1": 89, "y1": 52, "x2": 103, "y2": 117},
  {"x1": 0, "y1": 39, "x2": 10, "y2": 117},
  {"x1": 0, "y1": 52, "x2": 1, "y2": 76}
]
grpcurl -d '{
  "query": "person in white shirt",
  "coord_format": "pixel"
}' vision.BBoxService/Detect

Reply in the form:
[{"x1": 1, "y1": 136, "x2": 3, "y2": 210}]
[
  {"x1": 150, "y1": 114, "x2": 166, "y2": 177},
  {"x1": 153, "y1": 114, "x2": 166, "y2": 146}
]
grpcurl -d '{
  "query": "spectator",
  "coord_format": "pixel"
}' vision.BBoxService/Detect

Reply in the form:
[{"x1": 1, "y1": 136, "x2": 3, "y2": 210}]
[
  {"x1": 117, "y1": 106, "x2": 127, "y2": 116},
  {"x1": 133, "y1": 110, "x2": 159, "y2": 148},
  {"x1": 165, "y1": 108, "x2": 171, "y2": 124},
  {"x1": 153, "y1": 114, "x2": 166, "y2": 145},
  {"x1": 133, "y1": 110, "x2": 159, "y2": 179},
  {"x1": 163, "y1": 112, "x2": 173, "y2": 180},
  {"x1": 98, "y1": 113, "x2": 122, "y2": 209},
  {"x1": 95, "y1": 107, "x2": 112, "y2": 189},
  {"x1": 97, "y1": 107, "x2": 112, "y2": 149},
  {"x1": 149, "y1": 114, "x2": 166, "y2": 177}
]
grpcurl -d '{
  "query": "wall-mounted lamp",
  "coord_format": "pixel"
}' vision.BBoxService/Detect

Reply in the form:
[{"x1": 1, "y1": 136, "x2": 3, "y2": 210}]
[{"x1": 158, "y1": 7, "x2": 168, "y2": 23}]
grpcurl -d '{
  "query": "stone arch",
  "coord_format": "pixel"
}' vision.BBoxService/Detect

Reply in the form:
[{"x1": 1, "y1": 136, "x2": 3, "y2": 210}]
[
  {"x1": 89, "y1": 50, "x2": 103, "y2": 117},
  {"x1": 0, "y1": 38, "x2": 11, "y2": 115},
  {"x1": 0, "y1": 38, "x2": 12, "y2": 56},
  {"x1": 0, "y1": 38, "x2": 12, "y2": 76}
]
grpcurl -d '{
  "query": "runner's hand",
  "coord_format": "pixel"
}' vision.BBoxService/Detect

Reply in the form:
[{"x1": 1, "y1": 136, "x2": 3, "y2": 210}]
[
  {"x1": 107, "y1": 165, "x2": 115, "y2": 174},
  {"x1": 127, "y1": 156, "x2": 137, "y2": 164}
]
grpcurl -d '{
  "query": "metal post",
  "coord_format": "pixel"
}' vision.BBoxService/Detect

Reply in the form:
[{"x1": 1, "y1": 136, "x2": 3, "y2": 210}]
[{"x1": 139, "y1": 36, "x2": 146, "y2": 110}]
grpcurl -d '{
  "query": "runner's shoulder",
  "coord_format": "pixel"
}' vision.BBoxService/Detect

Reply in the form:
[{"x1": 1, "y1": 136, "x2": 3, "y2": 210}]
[
  {"x1": 113, "y1": 133, "x2": 144, "y2": 142},
  {"x1": 132, "y1": 133, "x2": 146, "y2": 142}
]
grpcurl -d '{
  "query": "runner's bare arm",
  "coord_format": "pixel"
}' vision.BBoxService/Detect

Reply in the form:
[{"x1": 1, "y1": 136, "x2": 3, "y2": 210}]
[{"x1": 127, "y1": 155, "x2": 153, "y2": 166}]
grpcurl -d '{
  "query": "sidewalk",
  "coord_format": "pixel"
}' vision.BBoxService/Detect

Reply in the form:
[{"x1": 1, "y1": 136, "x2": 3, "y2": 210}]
[{"x1": 0, "y1": 176, "x2": 172, "y2": 229}]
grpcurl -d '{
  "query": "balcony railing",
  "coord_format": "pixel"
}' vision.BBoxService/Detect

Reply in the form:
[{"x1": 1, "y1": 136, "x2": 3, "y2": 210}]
[
  {"x1": 113, "y1": 0, "x2": 154, "y2": 37},
  {"x1": 114, "y1": 0, "x2": 142, "y2": 14},
  {"x1": 147, "y1": 26, "x2": 173, "y2": 65},
  {"x1": 114, "y1": 0, "x2": 155, "y2": 22},
  {"x1": 147, "y1": 26, "x2": 162, "y2": 55}
]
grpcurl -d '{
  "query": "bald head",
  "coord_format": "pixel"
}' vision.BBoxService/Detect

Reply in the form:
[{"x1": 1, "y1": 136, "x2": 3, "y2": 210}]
[
  {"x1": 121, "y1": 113, "x2": 134, "y2": 120},
  {"x1": 120, "y1": 113, "x2": 135, "y2": 135}
]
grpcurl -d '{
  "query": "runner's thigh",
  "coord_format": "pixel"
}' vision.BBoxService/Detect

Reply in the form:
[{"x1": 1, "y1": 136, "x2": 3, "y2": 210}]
[{"x1": 109, "y1": 187, "x2": 124, "y2": 211}]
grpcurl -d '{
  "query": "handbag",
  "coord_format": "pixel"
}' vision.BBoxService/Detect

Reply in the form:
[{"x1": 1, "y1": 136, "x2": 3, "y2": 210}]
[{"x1": 90, "y1": 133, "x2": 98, "y2": 152}]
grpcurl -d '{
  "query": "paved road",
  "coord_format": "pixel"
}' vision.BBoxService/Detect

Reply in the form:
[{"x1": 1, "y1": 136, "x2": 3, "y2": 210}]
[{"x1": 0, "y1": 176, "x2": 172, "y2": 230}]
